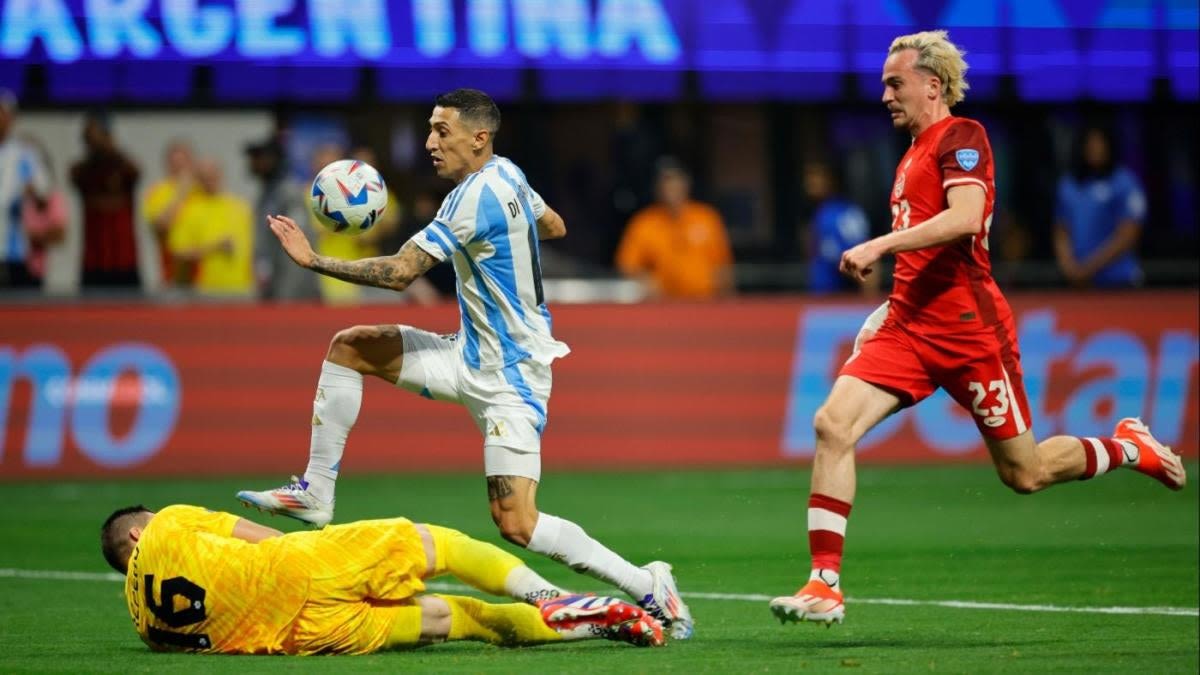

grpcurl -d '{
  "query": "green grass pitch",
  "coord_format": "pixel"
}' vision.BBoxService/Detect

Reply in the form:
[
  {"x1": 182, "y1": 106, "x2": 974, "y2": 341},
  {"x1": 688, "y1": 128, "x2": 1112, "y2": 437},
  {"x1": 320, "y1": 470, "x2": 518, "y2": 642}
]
[{"x1": 1, "y1": 464, "x2": 1196, "y2": 673}]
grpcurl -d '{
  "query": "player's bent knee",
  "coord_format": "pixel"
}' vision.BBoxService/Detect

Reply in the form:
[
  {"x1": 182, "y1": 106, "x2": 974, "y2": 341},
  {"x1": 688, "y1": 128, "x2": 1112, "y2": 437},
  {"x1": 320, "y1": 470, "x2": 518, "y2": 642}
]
[
  {"x1": 416, "y1": 595, "x2": 452, "y2": 640},
  {"x1": 326, "y1": 326, "x2": 370, "y2": 364},
  {"x1": 997, "y1": 466, "x2": 1045, "y2": 495},
  {"x1": 813, "y1": 406, "x2": 854, "y2": 451}
]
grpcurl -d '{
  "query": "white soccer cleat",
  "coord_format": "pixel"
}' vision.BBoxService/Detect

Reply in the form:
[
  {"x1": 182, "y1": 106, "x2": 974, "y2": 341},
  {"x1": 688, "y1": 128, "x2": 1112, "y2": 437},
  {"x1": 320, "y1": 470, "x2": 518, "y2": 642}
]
[
  {"x1": 769, "y1": 578, "x2": 845, "y2": 626},
  {"x1": 236, "y1": 476, "x2": 334, "y2": 527},
  {"x1": 638, "y1": 561, "x2": 694, "y2": 640}
]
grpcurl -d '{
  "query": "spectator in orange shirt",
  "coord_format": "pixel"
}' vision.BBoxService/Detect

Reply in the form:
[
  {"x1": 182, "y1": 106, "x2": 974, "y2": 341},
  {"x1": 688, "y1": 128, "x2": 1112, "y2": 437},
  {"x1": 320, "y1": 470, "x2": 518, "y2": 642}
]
[{"x1": 615, "y1": 158, "x2": 733, "y2": 299}]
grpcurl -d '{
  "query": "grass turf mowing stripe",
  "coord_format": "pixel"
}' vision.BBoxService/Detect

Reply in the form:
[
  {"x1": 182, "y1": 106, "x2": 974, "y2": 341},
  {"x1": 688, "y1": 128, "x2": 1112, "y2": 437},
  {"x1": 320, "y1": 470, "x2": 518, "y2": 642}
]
[{"x1": 5, "y1": 567, "x2": 1195, "y2": 618}]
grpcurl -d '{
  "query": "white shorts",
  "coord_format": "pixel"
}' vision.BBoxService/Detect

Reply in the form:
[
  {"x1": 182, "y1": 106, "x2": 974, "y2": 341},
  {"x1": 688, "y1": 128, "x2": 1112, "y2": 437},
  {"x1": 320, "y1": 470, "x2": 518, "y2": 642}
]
[{"x1": 395, "y1": 326, "x2": 551, "y2": 481}]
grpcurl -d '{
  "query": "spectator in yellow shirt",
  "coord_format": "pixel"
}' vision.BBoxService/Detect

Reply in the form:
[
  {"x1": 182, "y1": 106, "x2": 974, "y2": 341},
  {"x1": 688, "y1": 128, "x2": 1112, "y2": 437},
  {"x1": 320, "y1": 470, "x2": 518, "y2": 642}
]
[
  {"x1": 141, "y1": 139, "x2": 199, "y2": 287},
  {"x1": 615, "y1": 158, "x2": 734, "y2": 299},
  {"x1": 168, "y1": 159, "x2": 253, "y2": 297},
  {"x1": 310, "y1": 143, "x2": 363, "y2": 305}
]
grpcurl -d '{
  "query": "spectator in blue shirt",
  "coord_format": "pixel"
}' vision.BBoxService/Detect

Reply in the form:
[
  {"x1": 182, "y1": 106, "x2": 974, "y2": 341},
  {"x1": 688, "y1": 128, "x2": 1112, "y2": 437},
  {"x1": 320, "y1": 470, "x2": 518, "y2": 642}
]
[
  {"x1": 0, "y1": 90, "x2": 50, "y2": 289},
  {"x1": 1053, "y1": 125, "x2": 1145, "y2": 288},
  {"x1": 801, "y1": 159, "x2": 876, "y2": 295}
]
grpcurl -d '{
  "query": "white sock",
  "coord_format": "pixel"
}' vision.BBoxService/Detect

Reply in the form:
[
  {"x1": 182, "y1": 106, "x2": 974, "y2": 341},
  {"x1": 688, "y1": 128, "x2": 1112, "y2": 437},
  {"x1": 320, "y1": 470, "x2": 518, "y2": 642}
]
[
  {"x1": 303, "y1": 361, "x2": 362, "y2": 503},
  {"x1": 503, "y1": 565, "x2": 566, "y2": 604},
  {"x1": 526, "y1": 513, "x2": 654, "y2": 600},
  {"x1": 809, "y1": 568, "x2": 841, "y2": 589}
]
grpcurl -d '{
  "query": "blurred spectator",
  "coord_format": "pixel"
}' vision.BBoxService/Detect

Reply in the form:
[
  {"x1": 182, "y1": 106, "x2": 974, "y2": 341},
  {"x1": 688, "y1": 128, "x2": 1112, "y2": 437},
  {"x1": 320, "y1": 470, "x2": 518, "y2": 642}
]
[
  {"x1": 70, "y1": 110, "x2": 141, "y2": 288},
  {"x1": 608, "y1": 101, "x2": 662, "y2": 252},
  {"x1": 142, "y1": 138, "x2": 199, "y2": 287},
  {"x1": 310, "y1": 143, "x2": 360, "y2": 304},
  {"x1": 168, "y1": 158, "x2": 253, "y2": 298},
  {"x1": 0, "y1": 90, "x2": 51, "y2": 288},
  {"x1": 1053, "y1": 124, "x2": 1145, "y2": 288},
  {"x1": 245, "y1": 135, "x2": 319, "y2": 301},
  {"x1": 19, "y1": 133, "x2": 67, "y2": 282},
  {"x1": 799, "y1": 159, "x2": 877, "y2": 296},
  {"x1": 615, "y1": 157, "x2": 733, "y2": 299},
  {"x1": 393, "y1": 185, "x2": 448, "y2": 302}
]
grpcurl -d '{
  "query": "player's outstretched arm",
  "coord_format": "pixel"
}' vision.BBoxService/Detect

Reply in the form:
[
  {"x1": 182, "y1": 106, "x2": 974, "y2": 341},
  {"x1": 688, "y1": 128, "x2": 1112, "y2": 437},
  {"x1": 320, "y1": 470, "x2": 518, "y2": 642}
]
[
  {"x1": 269, "y1": 214, "x2": 438, "y2": 291},
  {"x1": 536, "y1": 206, "x2": 567, "y2": 240},
  {"x1": 306, "y1": 240, "x2": 439, "y2": 292}
]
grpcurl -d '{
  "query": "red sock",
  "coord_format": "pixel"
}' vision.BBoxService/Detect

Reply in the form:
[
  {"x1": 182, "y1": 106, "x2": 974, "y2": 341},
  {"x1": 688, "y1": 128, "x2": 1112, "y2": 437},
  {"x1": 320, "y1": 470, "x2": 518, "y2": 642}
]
[
  {"x1": 1078, "y1": 437, "x2": 1129, "y2": 480},
  {"x1": 809, "y1": 493, "x2": 853, "y2": 573}
]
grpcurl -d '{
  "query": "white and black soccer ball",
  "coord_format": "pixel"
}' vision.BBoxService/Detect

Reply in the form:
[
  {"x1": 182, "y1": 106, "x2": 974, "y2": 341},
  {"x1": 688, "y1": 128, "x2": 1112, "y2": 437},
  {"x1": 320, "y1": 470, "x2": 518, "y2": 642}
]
[{"x1": 309, "y1": 159, "x2": 388, "y2": 236}]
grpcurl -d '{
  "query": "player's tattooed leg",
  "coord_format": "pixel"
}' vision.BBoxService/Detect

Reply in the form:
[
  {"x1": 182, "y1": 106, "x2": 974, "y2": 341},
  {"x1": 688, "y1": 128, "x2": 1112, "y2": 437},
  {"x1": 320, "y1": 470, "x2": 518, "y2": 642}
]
[{"x1": 487, "y1": 476, "x2": 515, "y2": 501}]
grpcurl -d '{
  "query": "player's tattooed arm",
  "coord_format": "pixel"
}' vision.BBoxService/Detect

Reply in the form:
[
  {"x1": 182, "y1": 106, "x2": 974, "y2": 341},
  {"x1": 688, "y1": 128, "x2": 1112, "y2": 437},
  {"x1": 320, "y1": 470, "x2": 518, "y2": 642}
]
[{"x1": 308, "y1": 240, "x2": 439, "y2": 292}]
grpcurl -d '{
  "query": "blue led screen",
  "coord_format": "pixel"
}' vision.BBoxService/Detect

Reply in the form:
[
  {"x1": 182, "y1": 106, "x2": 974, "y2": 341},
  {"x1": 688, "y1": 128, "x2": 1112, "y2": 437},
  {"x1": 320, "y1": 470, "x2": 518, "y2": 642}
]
[{"x1": 0, "y1": 0, "x2": 1195, "y2": 102}]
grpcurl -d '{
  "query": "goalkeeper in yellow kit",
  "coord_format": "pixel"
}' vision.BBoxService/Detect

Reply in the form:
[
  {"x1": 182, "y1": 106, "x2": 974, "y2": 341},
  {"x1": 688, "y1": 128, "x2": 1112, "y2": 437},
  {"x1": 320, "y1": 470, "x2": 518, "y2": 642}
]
[{"x1": 100, "y1": 505, "x2": 663, "y2": 655}]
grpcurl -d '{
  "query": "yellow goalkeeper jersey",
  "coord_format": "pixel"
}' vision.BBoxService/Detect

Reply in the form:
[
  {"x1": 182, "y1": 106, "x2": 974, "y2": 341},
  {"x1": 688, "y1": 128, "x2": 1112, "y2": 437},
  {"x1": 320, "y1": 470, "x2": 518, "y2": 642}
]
[{"x1": 123, "y1": 506, "x2": 427, "y2": 655}]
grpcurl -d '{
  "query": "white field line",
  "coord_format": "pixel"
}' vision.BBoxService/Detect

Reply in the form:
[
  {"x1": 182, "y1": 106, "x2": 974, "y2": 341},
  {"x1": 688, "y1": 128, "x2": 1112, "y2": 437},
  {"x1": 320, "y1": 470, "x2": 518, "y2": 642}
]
[{"x1": 2, "y1": 568, "x2": 1195, "y2": 618}]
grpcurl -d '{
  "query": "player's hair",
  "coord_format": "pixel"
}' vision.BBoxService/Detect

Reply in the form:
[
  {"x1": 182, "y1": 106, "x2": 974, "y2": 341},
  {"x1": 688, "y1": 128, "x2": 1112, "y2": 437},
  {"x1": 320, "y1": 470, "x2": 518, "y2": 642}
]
[
  {"x1": 803, "y1": 157, "x2": 845, "y2": 193},
  {"x1": 100, "y1": 505, "x2": 151, "y2": 574},
  {"x1": 435, "y1": 88, "x2": 501, "y2": 136},
  {"x1": 888, "y1": 30, "x2": 970, "y2": 107}
]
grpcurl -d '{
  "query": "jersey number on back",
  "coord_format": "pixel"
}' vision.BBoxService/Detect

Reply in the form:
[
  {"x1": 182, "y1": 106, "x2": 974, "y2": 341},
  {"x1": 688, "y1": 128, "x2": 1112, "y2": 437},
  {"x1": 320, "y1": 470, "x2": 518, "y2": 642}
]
[
  {"x1": 144, "y1": 574, "x2": 212, "y2": 650},
  {"x1": 510, "y1": 197, "x2": 546, "y2": 305}
]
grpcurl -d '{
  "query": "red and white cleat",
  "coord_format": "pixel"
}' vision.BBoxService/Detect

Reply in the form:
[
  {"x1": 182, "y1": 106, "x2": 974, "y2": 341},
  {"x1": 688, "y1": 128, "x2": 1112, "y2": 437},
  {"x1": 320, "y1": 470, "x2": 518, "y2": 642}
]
[
  {"x1": 1115, "y1": 417, "x2": 1187, "y2": 491},
  {"x1": 539, "y1": 594, "x2": 665, "y2": 647},
  {"x1": 769, "y1": 578, "x2": 845, "y2": 626}
]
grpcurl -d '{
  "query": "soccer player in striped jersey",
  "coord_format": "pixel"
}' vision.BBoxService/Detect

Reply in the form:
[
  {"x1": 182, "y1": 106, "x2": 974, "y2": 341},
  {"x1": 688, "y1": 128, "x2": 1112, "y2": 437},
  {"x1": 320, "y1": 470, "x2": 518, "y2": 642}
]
[
  {"x1": 236, "y1": 89, "x2": 692, "y2": 639},
  {"x1": 769, "y1": 31, "x2": 1187, "y2": 628},
  {"x1": 101, "y1": 504, "x2": 663, "y2": 654}
]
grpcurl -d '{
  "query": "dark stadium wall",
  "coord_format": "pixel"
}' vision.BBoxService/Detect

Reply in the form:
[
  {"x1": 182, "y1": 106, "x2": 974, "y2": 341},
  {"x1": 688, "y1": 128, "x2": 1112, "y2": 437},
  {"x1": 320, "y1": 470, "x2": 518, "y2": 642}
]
[{"x1": 0, "y1": 293, "x2": 1196, "y2": 479}]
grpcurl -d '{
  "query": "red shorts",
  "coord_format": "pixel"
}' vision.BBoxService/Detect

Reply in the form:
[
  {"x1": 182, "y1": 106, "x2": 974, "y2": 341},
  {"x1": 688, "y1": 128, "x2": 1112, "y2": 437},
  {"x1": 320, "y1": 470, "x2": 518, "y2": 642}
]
[{"x1": 840, "y1": 317, "x2": 1032, "y2": 440}]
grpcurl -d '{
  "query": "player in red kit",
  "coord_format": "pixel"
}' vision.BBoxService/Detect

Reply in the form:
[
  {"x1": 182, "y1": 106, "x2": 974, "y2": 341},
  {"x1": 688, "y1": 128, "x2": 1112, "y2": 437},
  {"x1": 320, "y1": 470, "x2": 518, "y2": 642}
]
[{"x1": 769, "y1": 30, "x2": 1187, "y2": 627}]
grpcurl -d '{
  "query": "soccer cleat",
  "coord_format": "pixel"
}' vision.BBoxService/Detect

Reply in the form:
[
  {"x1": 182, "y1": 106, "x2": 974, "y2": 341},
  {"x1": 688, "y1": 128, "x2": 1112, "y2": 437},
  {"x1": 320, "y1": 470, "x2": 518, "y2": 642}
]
[
  {"x1": 538, "y1": 594, "x2": 665, "y2": 647},
  {"x1": 638, "y1": 561, "x2": 694, "y2": 640},
  {"x1": 235, "y1": 476, "x2": 335, "y2": 527},
  {"x1": 1114, "y1": 417, "x2": 1187, "y2": 491},
  {"x1": 769, "y1": 578, "x2": 845, "y2": 626}
]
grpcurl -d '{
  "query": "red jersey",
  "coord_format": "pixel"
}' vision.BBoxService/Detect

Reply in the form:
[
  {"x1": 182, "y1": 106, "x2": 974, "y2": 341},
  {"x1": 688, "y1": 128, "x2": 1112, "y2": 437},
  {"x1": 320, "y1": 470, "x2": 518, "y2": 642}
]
[
  {"x1": 71, "y1": 152, "x2": 140, "y2": 275},
  {"x1": 887, "y1": 115, "x2": 1010, "y2": 334}
]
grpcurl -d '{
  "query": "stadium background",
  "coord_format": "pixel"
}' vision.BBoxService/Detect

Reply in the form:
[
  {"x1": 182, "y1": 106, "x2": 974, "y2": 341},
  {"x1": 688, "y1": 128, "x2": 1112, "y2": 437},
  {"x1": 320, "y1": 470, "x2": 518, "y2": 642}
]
[{"x1": 0, "y1": 1, "x2": 1197, "y2": 672}]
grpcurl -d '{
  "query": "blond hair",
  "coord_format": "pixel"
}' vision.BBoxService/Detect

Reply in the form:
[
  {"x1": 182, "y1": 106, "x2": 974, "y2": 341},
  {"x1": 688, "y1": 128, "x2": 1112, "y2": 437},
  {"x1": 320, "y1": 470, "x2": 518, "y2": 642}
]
[{"x1": 889, "y1": 30, "x2": 969, "y2": 107}]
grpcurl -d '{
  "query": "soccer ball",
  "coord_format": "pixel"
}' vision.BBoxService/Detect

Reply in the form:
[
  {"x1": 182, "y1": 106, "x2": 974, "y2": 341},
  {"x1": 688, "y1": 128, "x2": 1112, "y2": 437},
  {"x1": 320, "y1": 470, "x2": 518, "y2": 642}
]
[{"x1": 309, "y1": 159, "x2": 388, "y2": 236}]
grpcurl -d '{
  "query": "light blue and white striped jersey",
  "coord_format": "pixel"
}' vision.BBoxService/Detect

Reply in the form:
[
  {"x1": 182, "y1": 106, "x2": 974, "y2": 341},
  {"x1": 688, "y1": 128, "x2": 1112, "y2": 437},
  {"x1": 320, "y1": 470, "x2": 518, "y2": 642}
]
[
  {"x1": 413, "y1": 156, "x2": 570, "y2": 371},
  {"x1": 0, "y1": 138, "x2": 49, "y2": 262}
]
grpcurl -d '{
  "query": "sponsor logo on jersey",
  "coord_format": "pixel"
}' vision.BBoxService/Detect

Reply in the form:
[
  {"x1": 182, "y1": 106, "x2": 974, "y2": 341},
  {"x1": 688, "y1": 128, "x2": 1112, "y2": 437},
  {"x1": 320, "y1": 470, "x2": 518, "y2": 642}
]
[
  {"x1": 956, "y1": 149, "x2": 980, "y2": 171},
  {"x1": 893, "y1": 173, "x2": 906, "y2": 198},
  {"x1": 983, "y1": 415, "x2": 1006, "y2": 428},
  {"x1": 488, "y1": 420, "x2": 506, "y2": 437}
]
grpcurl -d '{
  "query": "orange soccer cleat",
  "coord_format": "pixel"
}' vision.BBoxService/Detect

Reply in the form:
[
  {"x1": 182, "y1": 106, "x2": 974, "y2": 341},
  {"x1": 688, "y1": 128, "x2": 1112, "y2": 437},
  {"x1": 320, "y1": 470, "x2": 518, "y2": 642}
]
[
  {"x1": 769, "y1": 577, "x2": 845, "y2": 626},
  {"x1": 1114, "y1": 417, "x2": 1187, "y2": 491}
]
